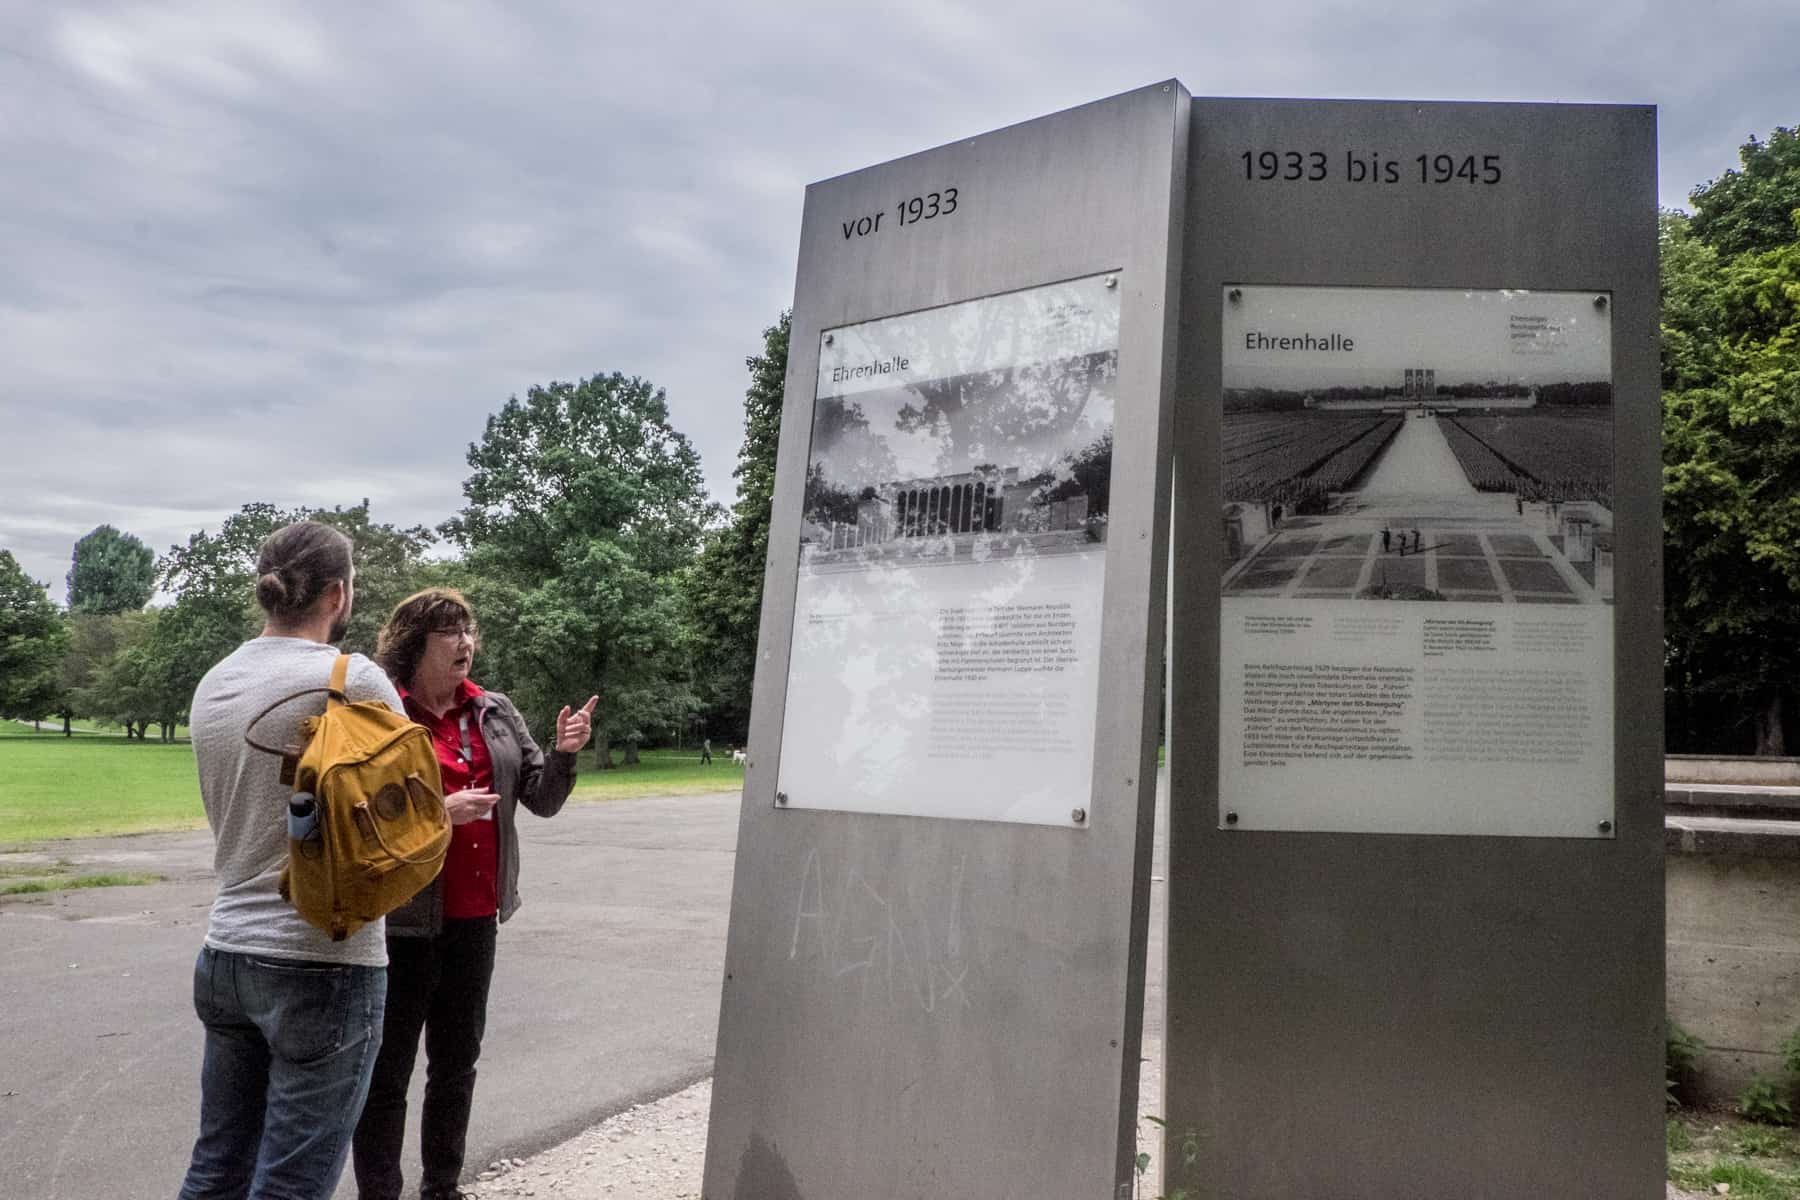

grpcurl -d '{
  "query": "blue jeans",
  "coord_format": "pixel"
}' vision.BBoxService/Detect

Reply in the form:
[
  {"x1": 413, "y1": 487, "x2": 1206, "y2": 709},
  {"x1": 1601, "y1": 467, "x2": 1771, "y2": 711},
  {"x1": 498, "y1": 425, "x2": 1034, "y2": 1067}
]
[{"x1": 178, "y1": 947, "x2": 387, "y2": 1200}]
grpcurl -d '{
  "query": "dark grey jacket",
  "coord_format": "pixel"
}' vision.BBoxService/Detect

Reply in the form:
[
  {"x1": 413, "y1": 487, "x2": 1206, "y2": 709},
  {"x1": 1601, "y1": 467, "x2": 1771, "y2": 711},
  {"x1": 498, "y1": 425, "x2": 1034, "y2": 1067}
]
[{"x1": 386, "y1": 688, "x2": 576, "y2": 936}]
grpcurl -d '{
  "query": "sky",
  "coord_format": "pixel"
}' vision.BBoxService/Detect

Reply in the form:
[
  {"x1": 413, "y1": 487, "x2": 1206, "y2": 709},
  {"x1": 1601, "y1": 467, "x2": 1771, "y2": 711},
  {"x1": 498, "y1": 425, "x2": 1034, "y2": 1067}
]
[{"x1": 2, "y1": 0, "x2": 1792, "y2": 601}]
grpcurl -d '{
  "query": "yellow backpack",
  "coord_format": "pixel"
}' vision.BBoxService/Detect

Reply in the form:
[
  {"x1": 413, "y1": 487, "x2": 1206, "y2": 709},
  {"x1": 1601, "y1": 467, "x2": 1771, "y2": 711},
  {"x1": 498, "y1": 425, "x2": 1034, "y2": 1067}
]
[{"x1": 245, "y1": 653, "x2": 451, "y2": 941}]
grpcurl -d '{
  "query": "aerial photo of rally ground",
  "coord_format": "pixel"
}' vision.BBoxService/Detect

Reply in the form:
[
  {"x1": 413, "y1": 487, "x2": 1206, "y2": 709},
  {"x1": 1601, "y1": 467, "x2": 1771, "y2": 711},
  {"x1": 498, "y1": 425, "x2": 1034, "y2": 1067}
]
[
  {"x1": 1219, "y1": 283, "x2": 1616, "y2": 606},
  {"x1": 1220, "y1": 393, "x2": 1615, "y2": 605}
]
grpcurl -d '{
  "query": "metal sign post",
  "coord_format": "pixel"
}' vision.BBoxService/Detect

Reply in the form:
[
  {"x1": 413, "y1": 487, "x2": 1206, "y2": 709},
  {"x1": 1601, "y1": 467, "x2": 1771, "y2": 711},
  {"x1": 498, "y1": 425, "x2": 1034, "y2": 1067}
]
[
  {"x1": 703, "y1": 83, "x2": 1187, "y2": 1200},
  {"x1": 1165, "y1": 98, "x2": 1662, "y2": 1197}
]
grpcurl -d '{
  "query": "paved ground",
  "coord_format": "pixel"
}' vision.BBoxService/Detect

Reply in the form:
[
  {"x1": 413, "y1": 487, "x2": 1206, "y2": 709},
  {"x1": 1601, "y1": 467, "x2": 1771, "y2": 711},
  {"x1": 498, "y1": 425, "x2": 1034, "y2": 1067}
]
[
  {"x1": 0, "y1": 781, "x2": 1174, "y2": 1198},
  {"x1": 0, "y1": 778, "x2": 1661, "y2": 1197},
  {"x1": 0, "y1": 793, "x2": 741, "y2": 1200}
]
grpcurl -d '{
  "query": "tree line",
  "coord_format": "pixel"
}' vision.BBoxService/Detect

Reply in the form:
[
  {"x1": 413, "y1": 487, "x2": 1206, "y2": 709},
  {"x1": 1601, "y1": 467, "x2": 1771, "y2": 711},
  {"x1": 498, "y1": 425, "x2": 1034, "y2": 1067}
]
[
  {"x1": 1662, "y1": 126, "x2": 1800, "y2": 755},
  {"x1": 2, "y1": 125, "x2": 1798, "y2": 756},
  {"x1": 0, "y1": 316, "x2": 790, "y2": 766}
]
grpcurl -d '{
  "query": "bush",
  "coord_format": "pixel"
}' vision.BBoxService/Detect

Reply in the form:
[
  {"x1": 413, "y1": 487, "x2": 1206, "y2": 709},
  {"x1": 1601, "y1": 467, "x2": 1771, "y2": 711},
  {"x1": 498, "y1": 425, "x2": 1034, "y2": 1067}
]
[
  {"x1": 1740, "y1": 1076, "x2": 1795, "y2": 1126},
  {"x1": 1734, "y1": 1126, "x2": 1790, "y2": 1157},
  {"x1": 1780, "y1": 1027, "x2": 1800, "y2": 1077},
  {"x1": 1668, "y1": 1018, "x2": 1705, "y2": 1108}
]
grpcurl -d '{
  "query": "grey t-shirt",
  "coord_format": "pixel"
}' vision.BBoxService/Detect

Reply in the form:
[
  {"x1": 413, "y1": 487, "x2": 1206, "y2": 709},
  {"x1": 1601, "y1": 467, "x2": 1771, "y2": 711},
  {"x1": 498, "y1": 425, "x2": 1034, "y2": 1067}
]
[{"x1": 190, "y1": 636, "x2": 403, "y2": 966}]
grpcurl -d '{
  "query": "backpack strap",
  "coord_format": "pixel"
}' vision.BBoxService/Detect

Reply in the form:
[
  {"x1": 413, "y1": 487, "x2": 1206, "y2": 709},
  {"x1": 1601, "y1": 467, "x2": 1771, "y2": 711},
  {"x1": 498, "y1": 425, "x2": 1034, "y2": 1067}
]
[
  {"x1": 244, "y1": 688, "x2": 330, "y2": 756},
  {"x1": 327, "y1": 653, "x2": 352, "y2": 707},
  {"x1": 243, "y1": 654, "x2": 354, "y2": 759}
]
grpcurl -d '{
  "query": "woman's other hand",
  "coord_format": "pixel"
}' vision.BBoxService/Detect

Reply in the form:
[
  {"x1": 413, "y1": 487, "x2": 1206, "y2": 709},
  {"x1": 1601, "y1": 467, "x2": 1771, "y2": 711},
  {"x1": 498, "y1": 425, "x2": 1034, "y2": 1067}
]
[
  {"x1": 555, "y1": 695, "x2": 599, "y2": 753},
  {"x1": 444, "y1": 789, "x2": 500, "y2": 824}
]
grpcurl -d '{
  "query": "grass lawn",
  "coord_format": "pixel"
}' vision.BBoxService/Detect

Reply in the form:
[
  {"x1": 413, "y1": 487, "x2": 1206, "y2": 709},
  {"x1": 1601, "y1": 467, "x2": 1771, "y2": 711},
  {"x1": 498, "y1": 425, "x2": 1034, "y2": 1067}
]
[
  {"x1": 569, "y1": 749, "x2": 745, "y2": 801},
  {"x1": 0, "y1": 858, "x2": 163, "y2": 894},
  {"x1": 1, "y1": 719, "x2": 143, "y2": 739},
  {"x1": 1670, "y1": 1112, "x2": 1800, "y2": 1198},
  {"x1": 0, "y1": 734, "x2": 208, "y2": 844},
  {"x1": 0, "y1": 735, "x2": 739, "y2": 845}
]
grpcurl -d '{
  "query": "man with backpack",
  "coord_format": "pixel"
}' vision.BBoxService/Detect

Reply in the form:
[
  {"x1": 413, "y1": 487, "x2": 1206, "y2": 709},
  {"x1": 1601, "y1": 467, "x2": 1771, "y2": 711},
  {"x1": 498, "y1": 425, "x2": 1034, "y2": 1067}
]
[{"x1": 178, "y1": 521, "x2": 404, "y2": 1200}]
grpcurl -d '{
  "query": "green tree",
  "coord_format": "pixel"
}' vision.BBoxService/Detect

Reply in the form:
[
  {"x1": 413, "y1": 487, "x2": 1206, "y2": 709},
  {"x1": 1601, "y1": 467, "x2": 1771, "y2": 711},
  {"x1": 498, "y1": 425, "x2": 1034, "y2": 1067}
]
[
  {"x1": 0, "y1": 551, "x2": 67, "y2": 723},
  {"x1": 132, "y1": 609, "x2": 194, "y2": 742},
  {"x1": 79, "y1": 609, "x2": 164, "y2": 739},
  {"x1": 1662, "y1": 200, "x2": 1800, "y2": 754},
  {"x1": 56, "y1": 611, "x2": 132, "y2": 735},
  {"x1": 1690, "y1": 127, "x2": 1800, "y2": 258},
  {"x1": 111, "y1": 605, "x2": 231, "y2": 741},
  {"x1": 158, "y1": 503, "x2": 290, "y2": 711},
  {"x1": 157, "y1": 501, "x2": 439, "y2": 711},
  {"x1": 307, "y1": 501, "x2": 438, "y2": 657},
  {"x1": 160, "y1": 501, "x2": 287, "y2": 615},
  {"x1": 682, "y1": 312, "x2": 789, "y2": 743},
  {"x1": 66, "y1": 525, "x2": 156, "y2": 614},
  {"x1": 447, "y1": 373, "x2": 714, "y2": 767}
]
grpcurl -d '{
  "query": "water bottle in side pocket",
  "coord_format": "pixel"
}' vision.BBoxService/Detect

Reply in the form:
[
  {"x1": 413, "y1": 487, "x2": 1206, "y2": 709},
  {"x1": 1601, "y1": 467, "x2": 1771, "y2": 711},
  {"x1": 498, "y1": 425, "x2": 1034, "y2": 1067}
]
[{"x1": 287, "y1": 792, "x2": 318, "y2": 841}]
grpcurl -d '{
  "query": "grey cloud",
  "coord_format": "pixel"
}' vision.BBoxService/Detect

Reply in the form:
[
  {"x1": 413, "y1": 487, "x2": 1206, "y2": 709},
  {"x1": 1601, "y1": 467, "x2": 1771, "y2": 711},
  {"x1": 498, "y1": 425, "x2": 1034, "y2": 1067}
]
[{"x1": 3, "y1": 0, "x2": 1795, "y2": 601}]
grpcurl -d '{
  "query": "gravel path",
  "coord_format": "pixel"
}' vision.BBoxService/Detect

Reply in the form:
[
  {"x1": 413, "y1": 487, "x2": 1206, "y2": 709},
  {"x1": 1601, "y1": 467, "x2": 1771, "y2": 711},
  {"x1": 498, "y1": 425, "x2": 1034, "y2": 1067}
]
[
  {"x1": 465, "y1": 1054, "x2": 1687, "y2": 1200},
  {"x1": 465, "y1": 1080, "x2": 712, "y2": 1200},
  {"x1": 464, "y1": 1044, "x2": 1167, "y2": 1199}
]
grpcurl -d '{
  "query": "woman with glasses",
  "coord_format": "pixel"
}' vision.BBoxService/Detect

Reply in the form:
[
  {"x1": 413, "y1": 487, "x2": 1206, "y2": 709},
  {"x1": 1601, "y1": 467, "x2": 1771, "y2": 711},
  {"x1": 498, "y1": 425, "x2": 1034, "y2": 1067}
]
[{"x1": 351, "y1": 587, "x2": 596, "y2": 1200}]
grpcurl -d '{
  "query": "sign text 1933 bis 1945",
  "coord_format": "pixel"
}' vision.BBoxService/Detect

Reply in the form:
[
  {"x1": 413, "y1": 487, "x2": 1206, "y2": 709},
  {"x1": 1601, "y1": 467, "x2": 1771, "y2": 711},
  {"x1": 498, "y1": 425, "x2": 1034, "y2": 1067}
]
[{"x1": 1239, "y1": 150, "x2": 1503, "y2": 185}]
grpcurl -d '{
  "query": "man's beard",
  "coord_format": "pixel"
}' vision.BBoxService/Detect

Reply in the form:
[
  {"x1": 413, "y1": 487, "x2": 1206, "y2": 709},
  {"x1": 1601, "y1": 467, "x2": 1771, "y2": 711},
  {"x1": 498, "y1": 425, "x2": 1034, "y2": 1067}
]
[{"x1": 328, "y1": 609, "x2": 351, "y2": 643}]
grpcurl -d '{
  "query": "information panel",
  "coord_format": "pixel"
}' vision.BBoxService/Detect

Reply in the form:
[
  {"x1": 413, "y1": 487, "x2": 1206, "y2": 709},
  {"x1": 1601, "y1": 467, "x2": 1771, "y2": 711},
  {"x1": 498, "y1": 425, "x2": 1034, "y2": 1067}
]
[
  {"x1": 1219, "y1": 284, "x2": 1614, "y2": 836},
  {"x1": 778, "y1": 273, "x2": 1119, "y2": 826},
  {"x1": 706, "y1": 82, "x2": 1186, "y2": 1200}
]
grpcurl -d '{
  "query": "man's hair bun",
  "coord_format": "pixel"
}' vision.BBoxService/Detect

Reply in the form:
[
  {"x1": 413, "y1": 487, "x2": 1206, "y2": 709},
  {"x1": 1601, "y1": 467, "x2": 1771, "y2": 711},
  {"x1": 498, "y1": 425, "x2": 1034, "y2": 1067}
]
[
  {"x1": 255, "y1": 570, "x2": 291, "y2": 611},
  {"x1": 253, "y1": 522, "x2": 353, "y2": 620}
]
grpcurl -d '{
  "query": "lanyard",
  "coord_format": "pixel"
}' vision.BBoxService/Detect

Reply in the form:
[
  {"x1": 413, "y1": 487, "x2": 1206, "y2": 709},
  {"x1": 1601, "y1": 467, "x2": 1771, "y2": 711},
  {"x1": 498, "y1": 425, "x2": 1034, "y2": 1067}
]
[{"x1": 456, "y1": 710, "x2": 494, "y2": 821}]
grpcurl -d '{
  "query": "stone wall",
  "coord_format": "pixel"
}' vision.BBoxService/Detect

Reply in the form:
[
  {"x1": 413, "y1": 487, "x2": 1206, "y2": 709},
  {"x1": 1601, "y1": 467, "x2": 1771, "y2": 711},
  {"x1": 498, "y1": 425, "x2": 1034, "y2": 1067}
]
[
  {"x1": 1666, "y1": 767, "x2": 1800, "y2": 1104},
  {"x1": 1667, "y1": 755, "x2": 1800, "y2": 787}
]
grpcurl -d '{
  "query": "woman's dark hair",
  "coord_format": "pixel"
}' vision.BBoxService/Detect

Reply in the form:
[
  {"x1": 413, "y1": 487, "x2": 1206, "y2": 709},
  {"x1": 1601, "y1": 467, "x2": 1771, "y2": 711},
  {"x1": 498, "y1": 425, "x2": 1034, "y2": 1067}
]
[
  {"x1": 376, "y1": 587, "x2": 479, "y2": 687},
  {"x1": 255, "y1": 522, "x2": 354, "y2": 621}
]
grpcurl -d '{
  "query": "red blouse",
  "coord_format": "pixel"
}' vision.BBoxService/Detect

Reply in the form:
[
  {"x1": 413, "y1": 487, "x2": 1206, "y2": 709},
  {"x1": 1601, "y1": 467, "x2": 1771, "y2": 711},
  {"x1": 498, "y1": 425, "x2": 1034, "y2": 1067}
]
[{"x1": 401, "y1": 678, "x2": 499, "y2": 920}]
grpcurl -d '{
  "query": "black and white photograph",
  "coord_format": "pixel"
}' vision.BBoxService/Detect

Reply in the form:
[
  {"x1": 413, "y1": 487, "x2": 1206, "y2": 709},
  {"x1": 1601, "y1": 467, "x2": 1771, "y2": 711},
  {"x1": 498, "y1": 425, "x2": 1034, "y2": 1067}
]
[
  {"x1": 1216, "y1": 285, "x2": 1618, "y2": 837},
  {"x1": 800, "y1": 275, "x2": 1119, "y2": 574},
  {"x1": 776, "y1": 274, "x2": 1121, "y2": 825},
  {"x1": 1220, "y1": 285, "x2": 1615, "y2": 605}
]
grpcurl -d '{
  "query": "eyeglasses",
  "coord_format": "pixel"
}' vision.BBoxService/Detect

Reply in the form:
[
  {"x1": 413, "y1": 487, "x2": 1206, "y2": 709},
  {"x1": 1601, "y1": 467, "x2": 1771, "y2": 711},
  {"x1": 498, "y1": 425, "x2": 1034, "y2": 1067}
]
[{"x1": 431, "y1": 624, "x2": 478, "y2": 640}]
